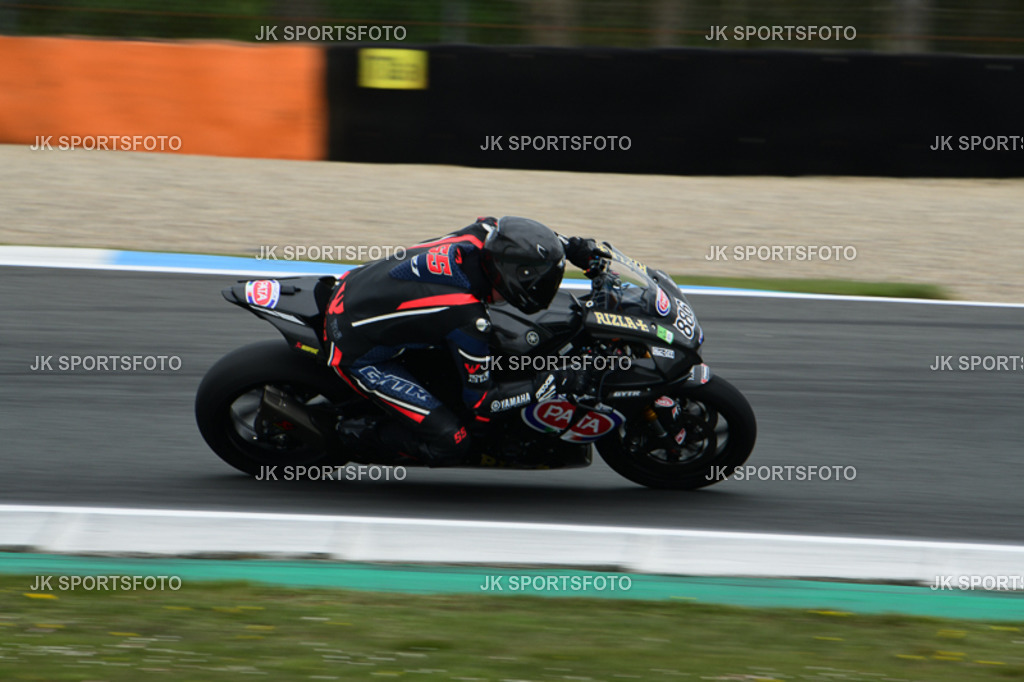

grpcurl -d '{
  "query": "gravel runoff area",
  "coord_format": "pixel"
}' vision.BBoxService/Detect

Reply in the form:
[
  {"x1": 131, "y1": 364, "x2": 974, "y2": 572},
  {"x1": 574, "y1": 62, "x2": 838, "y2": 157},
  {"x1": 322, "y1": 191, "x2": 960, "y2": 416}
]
[{"x1": 2, "y1": 144, "x2": 1022, "y2": 302}]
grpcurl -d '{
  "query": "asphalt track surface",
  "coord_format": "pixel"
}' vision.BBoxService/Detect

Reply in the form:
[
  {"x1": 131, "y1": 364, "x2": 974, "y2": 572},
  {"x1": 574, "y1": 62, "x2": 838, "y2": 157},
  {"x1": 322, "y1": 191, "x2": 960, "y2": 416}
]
[{"x1": 3, "y1": 267, "x2": 1023, "y2": 544}]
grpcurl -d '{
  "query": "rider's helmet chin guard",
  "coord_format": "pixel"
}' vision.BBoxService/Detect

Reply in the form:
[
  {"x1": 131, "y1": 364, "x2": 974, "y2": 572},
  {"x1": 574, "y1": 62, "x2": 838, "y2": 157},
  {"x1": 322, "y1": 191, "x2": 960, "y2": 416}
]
[{"x1": 481, "y1": 216, "x2": 566, "y2": 314}]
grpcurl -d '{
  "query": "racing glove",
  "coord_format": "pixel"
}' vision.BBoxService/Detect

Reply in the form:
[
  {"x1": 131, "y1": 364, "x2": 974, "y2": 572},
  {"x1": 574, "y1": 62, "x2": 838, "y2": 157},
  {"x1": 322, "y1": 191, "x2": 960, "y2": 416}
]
[{"x1": 562, "y1": 236, "x2": 610, "y2": 275}]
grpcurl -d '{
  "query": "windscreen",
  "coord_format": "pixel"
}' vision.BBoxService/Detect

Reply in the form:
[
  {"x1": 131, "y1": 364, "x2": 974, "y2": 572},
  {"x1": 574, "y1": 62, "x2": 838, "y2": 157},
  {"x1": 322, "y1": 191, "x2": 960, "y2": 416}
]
[{"x1": 592, "y1": 245, "x2": 659, "y2": 316}]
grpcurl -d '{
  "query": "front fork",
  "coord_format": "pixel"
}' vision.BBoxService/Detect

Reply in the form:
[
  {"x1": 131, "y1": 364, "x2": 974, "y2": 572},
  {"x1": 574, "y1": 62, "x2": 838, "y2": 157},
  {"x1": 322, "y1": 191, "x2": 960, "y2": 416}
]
[{"x1": 636, "y1": 362, "x2": 714, "y2": 453}]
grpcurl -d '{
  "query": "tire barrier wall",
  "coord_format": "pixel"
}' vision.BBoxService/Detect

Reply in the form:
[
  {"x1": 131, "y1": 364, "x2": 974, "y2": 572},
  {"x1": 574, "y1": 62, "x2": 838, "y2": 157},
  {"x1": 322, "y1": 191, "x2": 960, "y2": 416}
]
[
  {"x1": 2, "y1": 37, "x2": 1020, "y2": 176},
  {"x1": 327, "y1": 45, "x2": 1024, "y2": 177}
]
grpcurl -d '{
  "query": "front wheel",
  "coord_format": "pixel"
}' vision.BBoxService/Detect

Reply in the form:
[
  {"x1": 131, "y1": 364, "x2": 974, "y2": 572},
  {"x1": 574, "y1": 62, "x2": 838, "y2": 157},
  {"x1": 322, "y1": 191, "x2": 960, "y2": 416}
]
[{"x1": 596, "y1": 376, "x2": 757, "y2": 490}]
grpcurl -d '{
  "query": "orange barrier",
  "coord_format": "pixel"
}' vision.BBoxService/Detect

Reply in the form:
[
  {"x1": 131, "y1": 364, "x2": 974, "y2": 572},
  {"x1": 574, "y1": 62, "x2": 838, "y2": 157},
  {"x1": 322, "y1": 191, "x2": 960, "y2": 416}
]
[{"x1": 0, "y1": 37, "x2": 325, "y2": 160}]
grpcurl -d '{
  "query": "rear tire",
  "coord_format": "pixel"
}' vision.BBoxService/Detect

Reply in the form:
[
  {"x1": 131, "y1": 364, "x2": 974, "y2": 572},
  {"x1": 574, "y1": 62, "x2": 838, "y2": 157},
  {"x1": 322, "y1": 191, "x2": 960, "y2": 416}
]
[
  {"x1": 596, "y1": 376, "x2": 756, "y2": 490},
  {"x1": 195, "y1": 340, "x2": 353, "y2": 476}
]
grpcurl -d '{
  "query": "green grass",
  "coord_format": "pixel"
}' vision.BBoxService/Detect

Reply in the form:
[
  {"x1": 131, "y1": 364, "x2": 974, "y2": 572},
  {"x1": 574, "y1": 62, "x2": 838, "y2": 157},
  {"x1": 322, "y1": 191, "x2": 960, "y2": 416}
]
[
  {"x1": 0, "y1": 576, "x2": 1021, "y2": 680},
  {"x1": 674, "y1": 275, "x2": 951, "y2": 300}
]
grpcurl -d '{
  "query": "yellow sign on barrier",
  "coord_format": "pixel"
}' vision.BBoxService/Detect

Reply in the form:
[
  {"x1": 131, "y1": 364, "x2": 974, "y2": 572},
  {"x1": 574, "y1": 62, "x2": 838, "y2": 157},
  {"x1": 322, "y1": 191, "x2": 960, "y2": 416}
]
[{"x1": 358, "y1": 49, "x2": 428, "y2": 90}]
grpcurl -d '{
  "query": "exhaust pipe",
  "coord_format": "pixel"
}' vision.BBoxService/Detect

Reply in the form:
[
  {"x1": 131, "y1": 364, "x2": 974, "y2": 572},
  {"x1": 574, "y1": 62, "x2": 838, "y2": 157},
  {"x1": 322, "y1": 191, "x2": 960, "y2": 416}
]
[{"x1": 256, "y1": 385, "x2": 327, "y2": 451}]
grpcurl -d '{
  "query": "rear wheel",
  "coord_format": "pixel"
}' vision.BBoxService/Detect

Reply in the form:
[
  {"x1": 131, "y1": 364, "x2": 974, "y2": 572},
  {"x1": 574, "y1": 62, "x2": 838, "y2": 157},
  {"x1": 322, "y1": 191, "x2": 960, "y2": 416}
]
[
  {"x1": 596, "y1": 376, "x2": 756, "y2": 489},
  {"x1": 195, "y1": 341, "x2": 358, "y2": 476}
]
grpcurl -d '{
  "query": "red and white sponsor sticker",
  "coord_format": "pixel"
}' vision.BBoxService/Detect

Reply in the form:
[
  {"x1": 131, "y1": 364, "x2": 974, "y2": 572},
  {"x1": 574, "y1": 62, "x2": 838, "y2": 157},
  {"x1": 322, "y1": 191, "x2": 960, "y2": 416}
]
[
  {"x1": 523, "y1": 398, "x2": 576, "y2": 433},
  {"x1": 245, "y1": 279, "x2": 281, "y2": 309},
  {"x1": 562, "y1": 410, "x2": 625, "y2": 443},
  {"x1": 655, "y1": 287, "x2": 671, "y2": 317},
  {"x1": 521, "y1": 398, "x2": 625, "y2": 443}
]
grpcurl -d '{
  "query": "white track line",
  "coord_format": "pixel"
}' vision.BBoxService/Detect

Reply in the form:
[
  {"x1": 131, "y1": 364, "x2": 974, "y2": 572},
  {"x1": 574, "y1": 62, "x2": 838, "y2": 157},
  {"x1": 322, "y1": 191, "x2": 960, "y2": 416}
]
[
  {"x1": 3, "y1": 504, "x2": 1023, "y2": 583},
  {"x1": 2, "y1": 245, "x2": 1023, "y2": 308}
]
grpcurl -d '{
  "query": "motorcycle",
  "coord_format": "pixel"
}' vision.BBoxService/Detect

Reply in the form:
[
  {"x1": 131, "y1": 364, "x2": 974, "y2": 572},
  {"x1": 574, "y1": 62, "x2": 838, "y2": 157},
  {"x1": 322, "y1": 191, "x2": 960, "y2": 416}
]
[{"x1": 195, "y1": 245, "x2": 756, "y2": 489}]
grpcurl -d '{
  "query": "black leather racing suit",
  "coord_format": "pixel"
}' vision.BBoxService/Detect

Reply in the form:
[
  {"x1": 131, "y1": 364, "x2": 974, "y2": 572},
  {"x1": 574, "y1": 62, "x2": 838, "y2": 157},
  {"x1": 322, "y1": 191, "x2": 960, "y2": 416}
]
[{"x1": 323, "y1": 218, "x2": 552, "y2": 465}]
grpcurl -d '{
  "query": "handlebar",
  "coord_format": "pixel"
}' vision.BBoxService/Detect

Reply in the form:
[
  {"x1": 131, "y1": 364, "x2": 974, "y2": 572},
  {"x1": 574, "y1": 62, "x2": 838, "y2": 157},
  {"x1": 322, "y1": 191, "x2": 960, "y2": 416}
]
[{"x1": 589, "y1": 265, "x2": 622, "y2": 311}]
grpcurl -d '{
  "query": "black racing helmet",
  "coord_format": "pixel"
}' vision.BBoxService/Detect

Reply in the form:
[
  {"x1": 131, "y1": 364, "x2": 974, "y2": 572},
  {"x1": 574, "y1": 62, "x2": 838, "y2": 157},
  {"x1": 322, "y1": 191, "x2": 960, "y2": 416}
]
[{"x1": 481, "y1": 216, "x2": 566, "y2": 314}]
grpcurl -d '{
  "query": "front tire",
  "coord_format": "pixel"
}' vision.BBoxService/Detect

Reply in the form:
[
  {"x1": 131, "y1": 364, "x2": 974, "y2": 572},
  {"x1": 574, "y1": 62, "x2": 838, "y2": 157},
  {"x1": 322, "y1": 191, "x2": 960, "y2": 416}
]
[
  {"x1": 597, "y1": 376, "x2": 757, "y2": 490},
  {"x1": 195, "y1": 340, "x2": 354, "y2": 476}
]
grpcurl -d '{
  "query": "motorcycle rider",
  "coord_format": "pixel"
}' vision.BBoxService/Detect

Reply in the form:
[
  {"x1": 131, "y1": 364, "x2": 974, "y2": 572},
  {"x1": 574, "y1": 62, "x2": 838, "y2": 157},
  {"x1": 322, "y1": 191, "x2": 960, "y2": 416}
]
[{"x1": 323, "y1": 215, "x2": 608, "y2": 467}]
